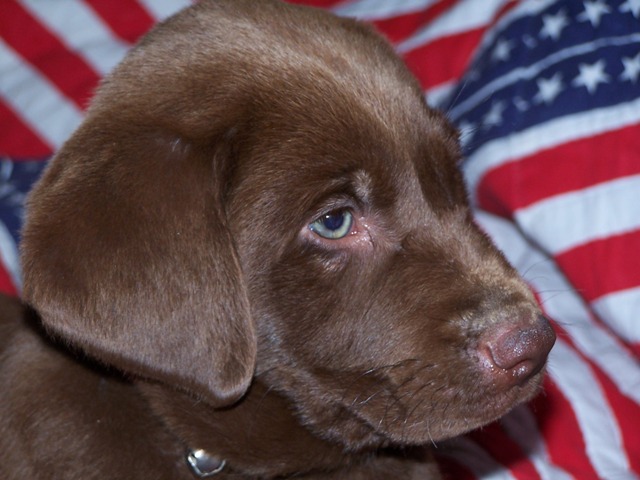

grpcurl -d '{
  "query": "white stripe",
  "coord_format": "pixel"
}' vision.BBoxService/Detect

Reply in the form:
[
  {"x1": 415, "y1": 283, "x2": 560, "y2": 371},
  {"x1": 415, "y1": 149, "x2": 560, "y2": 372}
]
[
  {"x1": 425, "y1": 81, "x2": 456, "y2": 107},
  {"x1": 137, "y1": 0, "x2": 191, "y2": 22},
  {"x1": 592, "y1": 287, "x2": 640, "y2": 344},
  {"x1": 396, "y1": 0, "x2": 510, "y2": 53},
  {"x1": 463, "y1": 96, "x2": 640, "y2": 200},
  {"x1": 0, "y1": 38, "x2": 83, "y2": 150},
  {"x1": 547, "y1": 340, "x2": 633, "y2": 480},
  {"x1": 475, "y1": 210, "x2": 640, "y2": 406},
  {"x1": 515, "y1": 174, "x2": 640, "y2": 255},
  {"x1": 334, "y1": 0, "x2": 439, "y2": 21},
  {"x1": 0, "y1": 220, "x2": 21, "y2": 293},
  {"x1": 19, "y1": 0, "x2": 129, "y2": 76},
  {"x1": 501, "y1": 405, "x2": 574, "y2": 480},
  {"x1": 440, "y1": 437, "x2": 518, "y2": 480}
]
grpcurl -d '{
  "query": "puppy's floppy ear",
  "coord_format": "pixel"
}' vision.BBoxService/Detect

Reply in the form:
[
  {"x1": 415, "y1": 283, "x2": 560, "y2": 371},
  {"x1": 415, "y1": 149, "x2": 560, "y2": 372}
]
[{"x1": 20, "y1": 115, "x2": 256, "y2": 406}]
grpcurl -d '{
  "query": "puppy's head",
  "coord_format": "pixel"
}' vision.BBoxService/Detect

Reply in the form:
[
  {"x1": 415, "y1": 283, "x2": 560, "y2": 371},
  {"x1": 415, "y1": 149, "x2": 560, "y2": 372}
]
[{"x1": 20, "y1": 0, "x2": 554, "y2": 447}]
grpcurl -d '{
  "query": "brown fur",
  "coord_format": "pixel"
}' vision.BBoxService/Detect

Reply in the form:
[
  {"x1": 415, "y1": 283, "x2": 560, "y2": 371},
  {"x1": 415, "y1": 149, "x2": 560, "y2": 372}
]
[{"x1": 0, "y1": 1, "x2": 554, "y2": 478}]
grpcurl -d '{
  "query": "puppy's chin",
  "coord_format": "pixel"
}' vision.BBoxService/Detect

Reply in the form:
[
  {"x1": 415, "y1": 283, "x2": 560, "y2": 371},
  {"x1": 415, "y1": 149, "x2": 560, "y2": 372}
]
[{"x1": 271, "y1": 361, "x2": 547, "y2": 449}]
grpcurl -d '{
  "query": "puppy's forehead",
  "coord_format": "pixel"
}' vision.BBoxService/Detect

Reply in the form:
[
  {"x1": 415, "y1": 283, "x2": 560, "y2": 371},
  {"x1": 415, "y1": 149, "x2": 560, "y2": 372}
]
[
  {"x1": 121, "y1": 0, "x2": 461, "y2": 223},
  {"x1": 232, "y1": 95, "x2": 461, "y2": 250},
  {"x1": 218, "y1": 0, "x2": 432, "y2": 132},
  {"x1": 228, "y1": 80, "x2": 456, "y2": 239},
  {"x1": 247, "y1": 68, "x2": 458, "y2": 210}
]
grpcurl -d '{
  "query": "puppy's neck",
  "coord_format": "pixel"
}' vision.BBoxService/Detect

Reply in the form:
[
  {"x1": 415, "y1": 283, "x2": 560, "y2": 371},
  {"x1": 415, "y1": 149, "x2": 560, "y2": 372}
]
[{"x1": 138, "y1": 380, "x2": 352, "y2": 478}]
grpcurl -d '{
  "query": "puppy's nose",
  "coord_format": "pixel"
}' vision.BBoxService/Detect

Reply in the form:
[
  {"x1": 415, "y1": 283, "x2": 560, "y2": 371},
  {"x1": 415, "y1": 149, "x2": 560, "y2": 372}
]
[{"x1": 480, "y1": 315, "x2": 555, "y2": 387}]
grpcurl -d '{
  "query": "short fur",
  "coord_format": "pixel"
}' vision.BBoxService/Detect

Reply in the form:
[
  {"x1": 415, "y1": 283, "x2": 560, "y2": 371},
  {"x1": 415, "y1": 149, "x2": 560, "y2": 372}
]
[{"x1": 0, "y1": 1, "x2": 554, "y2": 478}]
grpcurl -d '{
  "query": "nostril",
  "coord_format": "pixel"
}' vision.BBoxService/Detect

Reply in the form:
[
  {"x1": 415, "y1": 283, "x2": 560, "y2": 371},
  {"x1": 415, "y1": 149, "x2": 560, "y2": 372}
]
[
  {"x1": 481, "y1": 316, "x2": 556, "y2": 386},
  {"x1": 490, "y1": 328, "x2": 546, "y2": 370}
]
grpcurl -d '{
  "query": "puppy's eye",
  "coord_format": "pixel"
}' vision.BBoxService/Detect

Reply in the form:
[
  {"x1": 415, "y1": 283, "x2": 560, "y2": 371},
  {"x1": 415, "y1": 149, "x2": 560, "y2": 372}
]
[{"x1": 309, "y1": 210, "x2": 354, "y2": 240}]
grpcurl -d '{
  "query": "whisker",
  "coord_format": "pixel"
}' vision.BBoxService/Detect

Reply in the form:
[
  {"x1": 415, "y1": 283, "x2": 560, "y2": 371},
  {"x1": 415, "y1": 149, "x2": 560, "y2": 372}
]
[
  {"x1": 376, "y1": 362, "x2": 437, "y2": 432},
  {"x1": 347, "y1": 363, "x2": 416, "y2": 407},
  {"x1": 443, "y1": 76, "x2": 471, "y2": 115},
  {"x1": 339, "y1": 358, "x2": 421, "y2": 406}
]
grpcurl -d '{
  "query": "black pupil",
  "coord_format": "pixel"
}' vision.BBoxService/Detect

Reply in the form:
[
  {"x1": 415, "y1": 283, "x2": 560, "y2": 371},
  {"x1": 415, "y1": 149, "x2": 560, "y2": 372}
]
[{"x1": 322, "y1": 212, "x2": 344, "y2": 231}]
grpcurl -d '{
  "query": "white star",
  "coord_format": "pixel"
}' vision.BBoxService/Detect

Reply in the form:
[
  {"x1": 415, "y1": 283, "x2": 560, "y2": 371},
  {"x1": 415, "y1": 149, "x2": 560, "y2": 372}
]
[
  {"x1": 540, "y1": 10, "x2": 570, "y2": 41},
  {"x1": 535, "y1": 73, "x2": 564, "y2": 104},
  {"x1": 620, "y1": 0, "x2": 640, "y2": 18},
  {"x1": 572, "y1": 60, "x2": 610, "y2": 93},
  {"x1": 513, "y1": 97, "x2": 530, "y2": 112},
  {"x1": 482, "y1": 101, "x2": 506, "y2": 129},
  {"x1": 578, "y1": 0, "x2": 611, "y2": 27},
  {"x1": 620, "y1": 52, "x2": 640, "y2": 83},
  {"x1": 522, "y1": 35, "x2": 538, "y2": 49},
  {"x1": 466, "y1": 69, "x2": 481, "y2": 83},
  {"x1": 491, "y1": 39, "x2": 514, "y2": 63}
]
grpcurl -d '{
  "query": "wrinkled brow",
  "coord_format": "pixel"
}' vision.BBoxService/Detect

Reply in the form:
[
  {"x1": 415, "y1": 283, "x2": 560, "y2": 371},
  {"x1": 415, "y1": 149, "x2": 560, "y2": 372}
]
[{"x1": 351, "y1": 169, "x2": 373, "y2": 205}]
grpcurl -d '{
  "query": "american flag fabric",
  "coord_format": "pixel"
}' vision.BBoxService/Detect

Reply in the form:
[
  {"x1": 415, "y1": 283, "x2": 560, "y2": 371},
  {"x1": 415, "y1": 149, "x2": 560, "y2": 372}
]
[{"x1": 1, "y1": 1, "x2": 638, "y2": 479}]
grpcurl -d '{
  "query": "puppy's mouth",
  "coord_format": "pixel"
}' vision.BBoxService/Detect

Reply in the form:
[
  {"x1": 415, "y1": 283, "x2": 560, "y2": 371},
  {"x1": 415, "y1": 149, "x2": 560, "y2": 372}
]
[
  {"x1": 274, "y1": 357, "x2": 548, "y2": 450},
  {"x1": 258, "y1": 302, "x2": 555, "y2": 450}
]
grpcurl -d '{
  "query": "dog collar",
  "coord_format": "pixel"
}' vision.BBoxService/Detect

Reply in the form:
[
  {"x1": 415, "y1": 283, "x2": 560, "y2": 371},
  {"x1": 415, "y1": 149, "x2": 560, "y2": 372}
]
[{"x1": 186, "y1": 449, "x2": 226, "y2": 477}]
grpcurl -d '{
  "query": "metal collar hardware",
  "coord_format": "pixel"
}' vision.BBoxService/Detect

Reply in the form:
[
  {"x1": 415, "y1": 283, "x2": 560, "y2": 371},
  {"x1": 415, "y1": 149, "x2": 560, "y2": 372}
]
[{"x1": 186, "y1": 449, "x2": 226, "y2": 477}]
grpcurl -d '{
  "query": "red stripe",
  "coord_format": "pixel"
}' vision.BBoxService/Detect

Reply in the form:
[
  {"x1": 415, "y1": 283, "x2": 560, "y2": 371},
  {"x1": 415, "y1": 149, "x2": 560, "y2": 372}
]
[
  {"x1": 477, "y1": 125, "x2": 640, "y2": 214},
  {"x1": 468, "y1": 422, "x2": 540, "y2": 480},
  {"x1": 530, "y1": 377, "x2": 601, "y2": 480},
  {"x1": 371, "y1": 0, "x2": 459, "y2": 44},
  {"x1": 0, "y1": 101, "x2": 52, "y2": 158},
  {"x1": 590, "y1": 358, "x2": 640, "y2": 474},
  {"x1": 401, "y1": 29, "x2": 484, "y2": 90},
  {"x1": 0, "y1": 1, "x2": 101, "y2": 110},
  {"x1": 0, "y1": 263, "x2": 18, "y2": 297},
  {"x1": 549, "y1": 329, "x2": 640, "y2": 476},
  {"x1": 401, "y1": 0, "x2": 518, "y2": 89},
  {"x1": 555, "y1": 229, "x2": 640, "y2": 302},
  {"x1": 85, "y1": 0, "x2": 156, "y2": 44}
]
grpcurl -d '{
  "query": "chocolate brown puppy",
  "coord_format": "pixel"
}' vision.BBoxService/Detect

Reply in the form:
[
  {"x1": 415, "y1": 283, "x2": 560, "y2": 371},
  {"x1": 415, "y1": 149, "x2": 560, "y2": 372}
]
[{"x1": 1, "y1": 1, "x2": 554, "y2": 478}]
